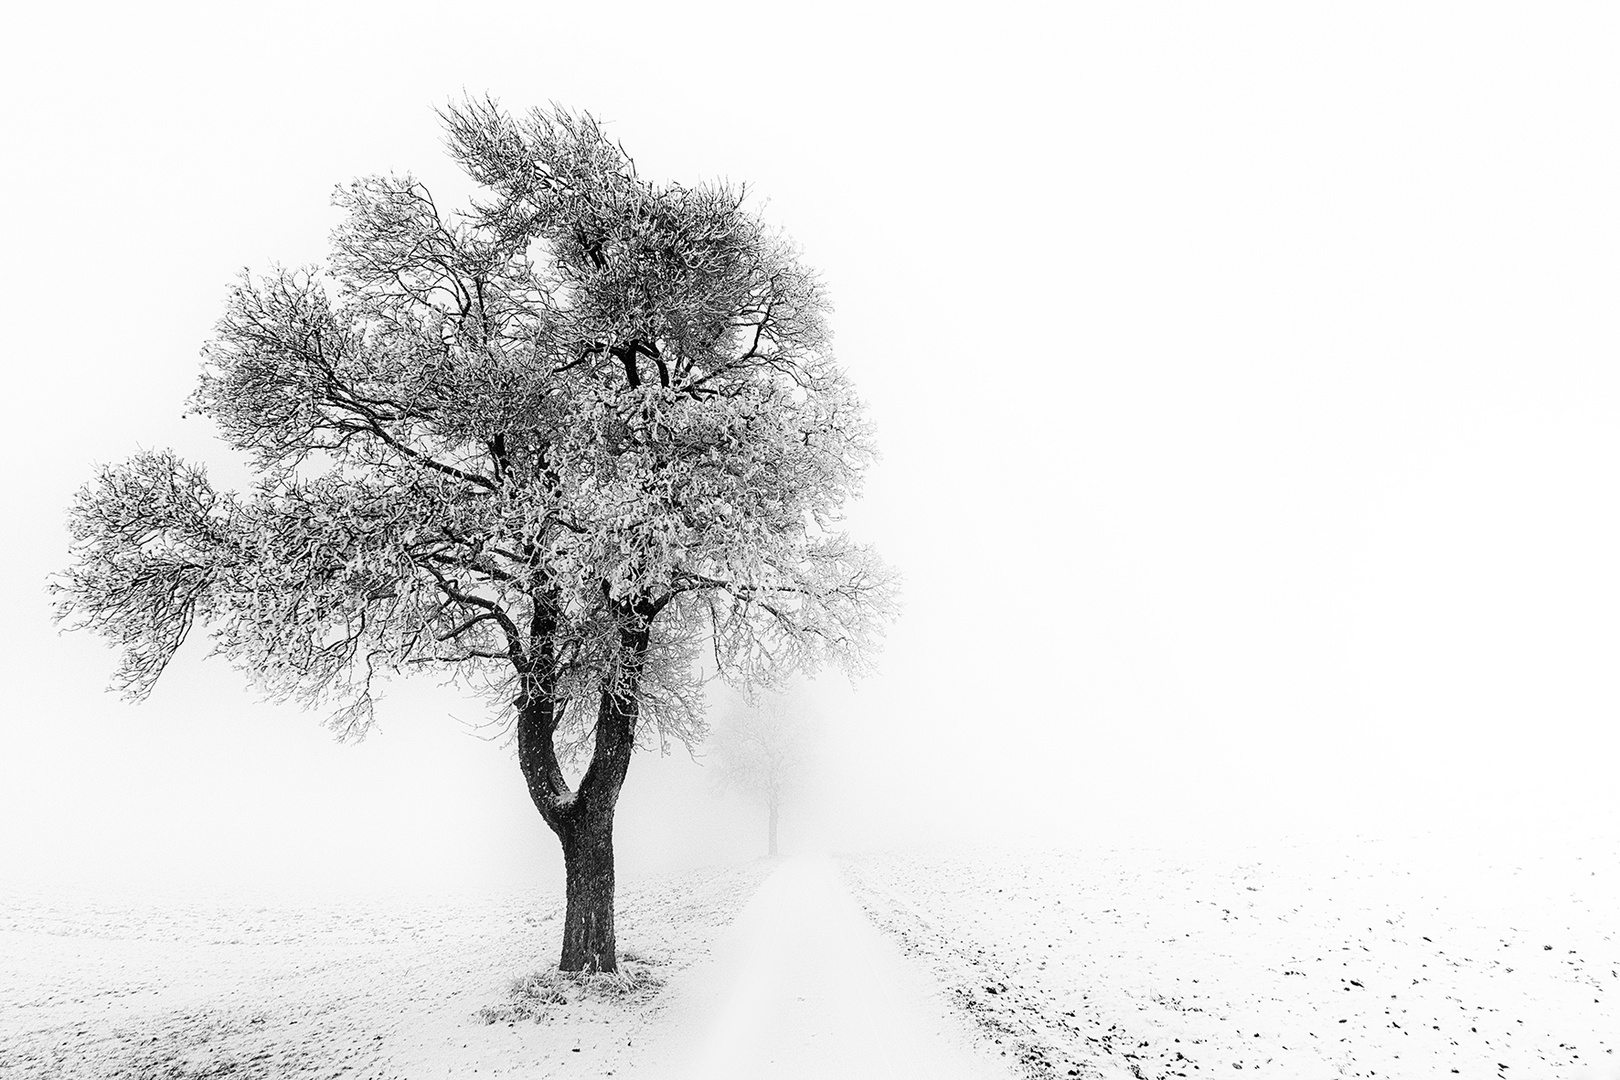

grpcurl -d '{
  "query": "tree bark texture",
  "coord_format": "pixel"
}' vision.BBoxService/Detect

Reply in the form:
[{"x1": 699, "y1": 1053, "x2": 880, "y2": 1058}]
[
  {"x1": 767, "y1": 794, "x2": 779, "y2": 857},
  {"x1": 559, "y1": 812, "x2": 617, "y2": 971}
]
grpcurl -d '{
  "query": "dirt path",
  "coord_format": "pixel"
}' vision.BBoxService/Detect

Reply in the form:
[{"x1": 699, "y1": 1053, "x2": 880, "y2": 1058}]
[{"x1": 624, "y1": 855, "x2": 1012, "y2": 1080}]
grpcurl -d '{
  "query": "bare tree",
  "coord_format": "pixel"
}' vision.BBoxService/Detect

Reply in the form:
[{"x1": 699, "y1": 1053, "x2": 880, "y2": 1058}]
[
  {"x1": 708, "y1": 688, "x2": 816, "y2": 856},
  {"x1": 52, "y1": 99, "x2": 895, "y2": 972}
]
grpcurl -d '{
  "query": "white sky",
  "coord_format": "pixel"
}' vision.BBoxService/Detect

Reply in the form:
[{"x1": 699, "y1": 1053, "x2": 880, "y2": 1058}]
[{"x1": 2, "y1": 1, "x2": 1617, "y2": 898}]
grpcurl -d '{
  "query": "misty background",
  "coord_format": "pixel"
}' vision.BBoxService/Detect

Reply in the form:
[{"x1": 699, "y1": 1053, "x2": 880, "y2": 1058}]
[{"x1": 2, "y1": 1, "x2": 1617, "y2": 900}]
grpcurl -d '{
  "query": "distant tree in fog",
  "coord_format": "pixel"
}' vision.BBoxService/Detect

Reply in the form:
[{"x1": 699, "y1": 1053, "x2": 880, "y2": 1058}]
[
  {"x1": 52, "y1": 97, "x2": 895, "y2": 973},
  {"x1": 708, "y1": 689, "x2": 815, "y2": 856}
]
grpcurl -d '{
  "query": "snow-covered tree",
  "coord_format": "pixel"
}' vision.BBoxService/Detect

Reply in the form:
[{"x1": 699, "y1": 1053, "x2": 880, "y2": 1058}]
[
  {"x1": 708, "y1": 688, "x2": 817, "y2": 857},
  {"x1": 53, "y1": 99, "x2": 894, "y2": 972}
]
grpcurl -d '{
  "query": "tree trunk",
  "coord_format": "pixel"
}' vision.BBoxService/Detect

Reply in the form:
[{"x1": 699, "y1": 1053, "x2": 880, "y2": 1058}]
[
  {"x1": 767, "y1": 794, "x2": 779, "y2": 857},
  {"x1": 515, "y1": 615, "x2": 649, "y2": 974},
  {"x1": 559, "y1": 812, "x2": 617, "y2": 972}
]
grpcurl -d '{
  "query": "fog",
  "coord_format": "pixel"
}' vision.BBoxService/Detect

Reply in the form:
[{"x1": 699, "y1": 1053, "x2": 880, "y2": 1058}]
[{"x1": 3, "y1": 1, "x2": 1618, "y2": 901}]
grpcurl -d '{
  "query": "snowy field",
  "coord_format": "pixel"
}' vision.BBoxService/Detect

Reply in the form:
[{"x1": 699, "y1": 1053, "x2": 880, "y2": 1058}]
[
  {"x1": 844, "y1": 833, "x2": 1620, "y2": 1080},
  {"x1": 4, "y1": 836, "x2": 1616, "y2": 1079},
  {"x1": 0, "y1": 862, "x2": 773, "y2": 1079}
]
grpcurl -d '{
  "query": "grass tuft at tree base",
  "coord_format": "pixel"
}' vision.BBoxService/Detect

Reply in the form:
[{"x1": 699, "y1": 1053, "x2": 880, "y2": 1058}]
[{"x1": 476, "y1": 951, "x2": 668, "y2": 1024}]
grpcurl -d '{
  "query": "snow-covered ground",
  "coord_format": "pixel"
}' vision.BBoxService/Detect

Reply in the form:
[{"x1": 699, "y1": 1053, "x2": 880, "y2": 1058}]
[
  {"x1": 0, "y1": 855, "x2": 1006, "y2": 1080},
  {"x1": 0, "y1": 862, "x2": 772, "y2": 1078},
  {"x1": 6, "y1": 835, "x2": 1615, "y2": 1079},
  {"x1": 622, "y1": 854, "x2": 1006, "y2": 1079},
  {"x1": 843, "y1": 833, "x2": 1620, "y2": 1080}
]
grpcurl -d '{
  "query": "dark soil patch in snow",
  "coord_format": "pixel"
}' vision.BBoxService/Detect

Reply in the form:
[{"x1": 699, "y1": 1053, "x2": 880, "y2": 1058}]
[{"x1": 844, "y1": 837, "x2": 1620, "y2": 1080}]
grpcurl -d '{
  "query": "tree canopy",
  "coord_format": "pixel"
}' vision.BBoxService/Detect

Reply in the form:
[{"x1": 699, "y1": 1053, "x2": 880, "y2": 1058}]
[
  {"x1": 708, "y1": 686, "x2": 818, "y2": 855},
  {"x1": 710, "y1": 688, "x2": 815, "y2": 803},
  {"x1": 58, "y1": 100, "x2": 893, "y2": 761}
]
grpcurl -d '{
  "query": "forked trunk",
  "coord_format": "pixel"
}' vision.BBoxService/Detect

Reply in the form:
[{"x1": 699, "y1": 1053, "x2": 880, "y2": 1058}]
[
  {"x1": 560, "y1": 813, "x2": 617, "y2": 972},
  {"x1": 515, "y1": 618, "x2": 649, "y2": 974},
  {"x1": 767, "y1": 795, "x2": 779, "y2": 857}
]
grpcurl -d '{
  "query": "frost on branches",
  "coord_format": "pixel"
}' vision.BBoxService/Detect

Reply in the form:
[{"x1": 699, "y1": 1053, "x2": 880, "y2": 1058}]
[{"x1": 54, "y1": 99, "x2": 896, "y2": 972}]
